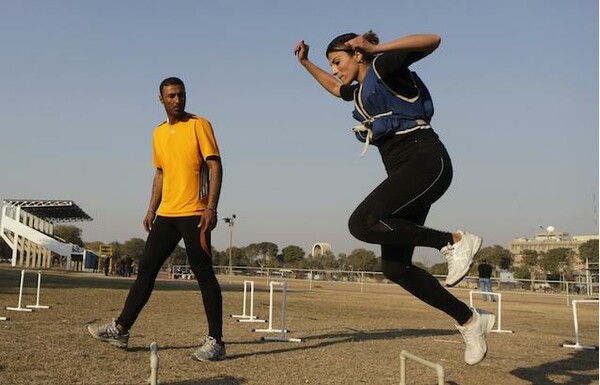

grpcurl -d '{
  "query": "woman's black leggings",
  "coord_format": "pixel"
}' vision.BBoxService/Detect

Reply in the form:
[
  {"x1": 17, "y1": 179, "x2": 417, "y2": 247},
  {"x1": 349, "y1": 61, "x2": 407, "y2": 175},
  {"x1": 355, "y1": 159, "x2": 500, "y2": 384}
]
[
  {"x1": 348, "y1": 129, "x2": 471, "y2": 325},
  {"x1": 117, "y1": 215, "x2": 223, "y2": 338}
]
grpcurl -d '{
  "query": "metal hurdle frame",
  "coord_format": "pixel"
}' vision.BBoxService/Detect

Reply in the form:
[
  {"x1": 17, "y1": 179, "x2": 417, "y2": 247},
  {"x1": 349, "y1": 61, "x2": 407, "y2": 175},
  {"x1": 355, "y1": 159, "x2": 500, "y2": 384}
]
[
  {"x1": 253, "y1": 281, "x2": 301, "y2": 342},
  {"x1": 26, "y1": 271, "x2": 50, "y2": 309},
  {"x1": 562, "y1": 299, "x2": 599, "y2": 350},
  {"x1": 149, "y1": 342, "x2": 159, "y2": 385},
  {"x1": 469, "y1": 290, "x2": 514, "y2": 333},
  {"x1": 231, "y1": 280, "x2": 265, "y2": 323},
  {"x1": 6, "y1": 270, "x2": 33, "y2": 312},
  {"x1": 399, "y1": 350, "x2": 445, "y2": 385}
]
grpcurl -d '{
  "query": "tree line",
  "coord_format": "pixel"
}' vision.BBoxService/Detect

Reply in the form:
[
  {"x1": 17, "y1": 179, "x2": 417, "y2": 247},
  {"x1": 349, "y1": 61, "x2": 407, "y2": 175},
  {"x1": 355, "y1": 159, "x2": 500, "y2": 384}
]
[{"x1": 2, "y1": 225, "x2": 597, "y2": 278}]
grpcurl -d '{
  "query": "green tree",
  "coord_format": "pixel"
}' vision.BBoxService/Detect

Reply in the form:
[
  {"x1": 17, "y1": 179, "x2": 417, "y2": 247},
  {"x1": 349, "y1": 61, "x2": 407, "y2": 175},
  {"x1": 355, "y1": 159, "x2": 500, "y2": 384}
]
[
  {"x1": 579, "y1": 239, "x2": 599, "y2": 264},
  {"x1": 346, "y1": 248, "x2": 378, "y2": 271},
  {"x1": 317, "y1": 250, "x2": 338, "y2": 269},
  {"x1": 84, "y1": 241, "x2": 104, "y2": 252},
  {"x1": 521, "y1": 250, "x2": 539, "y2": 272},
  {"x1": 512, "y1": 266, "x2": 531, "y2": 280},
  {"x1": 430, "y1": 262, "x2": 448, "y2": 276},
  {"x1": 476, "y1": 245, "x2": 513, "y2": 270},
  {"x1": 258, "y1": 242, "x2": 278, "y2": 260},
  {"x1": 244, "y1": 243, "x2": 261, "y2": 261},
  {"x1": 110, "y1": 241, "x2": 122, "y2": 258},
  {"x1": 413, "y1": 261, "x2": 427, "y2": 270},
  {"x1": 54, "y1": 225, "x2": 84, "y2": 247},
  {"x1": 169, "y1": 245, "x2": 187, "y2": 265},
  {"x1": 121, "y1": 238, "x2": 146, "y2": 262},
  {"x1": 224, "y1": 246, "x2": 247, "y2": 267},
  {"x1": 245, "y1": 242, "x2": 278, "y2": 262},
  {"x1": 540, "y1": 248, "x2": 573, "y2": 275},
  {"x1": 303, "y1": 250, "x2": 337, "y2": 270},
  {"x1": 213, "y1": 248, "x2": 228, "y2": 266},
  {"x1": 336, "y1": 253, "x2": 348, "y2": 269},
  {"x1": 281, "y1": 245, "x2": 305, "y2": 266},
  {"x1": 521, "y1": 249, "x2": 540, "y2": 290}
]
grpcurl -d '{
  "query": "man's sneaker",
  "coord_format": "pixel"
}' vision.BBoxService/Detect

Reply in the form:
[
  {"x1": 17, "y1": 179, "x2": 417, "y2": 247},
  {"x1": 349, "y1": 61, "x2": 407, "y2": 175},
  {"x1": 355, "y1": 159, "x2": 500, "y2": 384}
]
[
  {"x1": 456, "y1": 308, "x2": 495, "y2": 365},
  {"x1": 87, "y1": 320, "x2": 129, "y2": 349},
  {"x1": 191, "y1": 336, "x2": 226, "y2": 361},
  {"x1": 441, "y1": 231, "x2": 482, "y2": 287}
]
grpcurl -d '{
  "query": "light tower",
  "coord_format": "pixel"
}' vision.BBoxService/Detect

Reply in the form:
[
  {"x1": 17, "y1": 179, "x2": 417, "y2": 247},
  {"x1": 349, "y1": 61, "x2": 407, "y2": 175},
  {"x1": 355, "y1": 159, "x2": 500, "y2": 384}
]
[{"x1": 223, "y1": 214, "x2": 236, "y2": 276}]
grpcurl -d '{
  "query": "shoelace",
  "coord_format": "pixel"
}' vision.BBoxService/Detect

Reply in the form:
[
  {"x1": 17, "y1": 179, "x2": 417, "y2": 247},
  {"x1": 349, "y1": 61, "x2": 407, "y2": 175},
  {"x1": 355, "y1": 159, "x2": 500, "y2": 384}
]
[
  {"x1": 441, "y1": 244, "x2": 454, "y2": 259},
  {"x1": 200, "y1": 338, "x2": 220, "y2": 353},
  {"x1": 105, "y1": 324, "x2": 121, "y2": 338}
]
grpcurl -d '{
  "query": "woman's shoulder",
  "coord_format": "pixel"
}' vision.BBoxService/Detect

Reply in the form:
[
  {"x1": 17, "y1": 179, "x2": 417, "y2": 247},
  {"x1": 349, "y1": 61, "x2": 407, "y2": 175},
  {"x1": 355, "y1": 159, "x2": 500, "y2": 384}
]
[{"x1": 340, "y1": 84, "x2": 358, "y2": 101}]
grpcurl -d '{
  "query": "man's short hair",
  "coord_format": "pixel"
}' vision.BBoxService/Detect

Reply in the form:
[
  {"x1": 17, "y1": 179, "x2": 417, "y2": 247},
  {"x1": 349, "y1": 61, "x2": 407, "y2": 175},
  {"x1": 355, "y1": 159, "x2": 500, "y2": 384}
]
[{"x1": 159, "y1": 77, "x2": 185, "y2": 95}]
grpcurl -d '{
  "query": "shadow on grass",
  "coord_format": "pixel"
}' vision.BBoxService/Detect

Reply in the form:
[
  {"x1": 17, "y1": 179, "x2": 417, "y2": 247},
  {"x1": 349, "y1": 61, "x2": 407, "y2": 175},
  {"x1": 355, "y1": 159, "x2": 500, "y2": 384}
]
[
  {"x1": 123, "y1": 328, "x2": 456, "y2": 358},
  {"x1": 126, "y1": 344, "x2": 198, "y2": 352},
  {"x1": 224, "y1": 327, "x2": 456, "y2": 360},
  {"x1": 161, "y1": 375, "x2": 247, "y2": 385},
  {"x1": 510, "y1": 348, "x2": 599, "y2": 385}
]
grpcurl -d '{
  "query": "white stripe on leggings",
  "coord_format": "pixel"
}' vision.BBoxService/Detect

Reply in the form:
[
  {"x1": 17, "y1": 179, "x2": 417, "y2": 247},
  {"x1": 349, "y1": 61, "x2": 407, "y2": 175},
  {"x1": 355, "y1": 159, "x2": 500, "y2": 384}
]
[{"x1": 391, "y1": 157, "x2": 446, "y2": 216}]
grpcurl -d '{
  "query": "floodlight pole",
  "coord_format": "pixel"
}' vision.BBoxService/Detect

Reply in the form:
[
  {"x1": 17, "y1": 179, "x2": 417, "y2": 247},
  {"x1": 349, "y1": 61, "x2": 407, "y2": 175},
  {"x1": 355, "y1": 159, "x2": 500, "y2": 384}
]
[{"x1": 223, "y1": 215, "x2": 236, "y2": 277}]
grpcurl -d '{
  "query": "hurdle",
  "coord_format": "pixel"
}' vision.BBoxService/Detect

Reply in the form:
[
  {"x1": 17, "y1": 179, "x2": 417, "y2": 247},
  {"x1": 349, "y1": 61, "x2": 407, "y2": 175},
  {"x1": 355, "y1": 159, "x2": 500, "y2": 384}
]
[
  {"x1": 253, "y1": 281, "x2": 301, "y2": 342},
  {"x1": 0, "y1": 316, "x2": 9, "y2": 321},
  {"x1": 400, "y1": 350, "x2": 445, "y2": 385},
  {"x1": 562, "y1": 299, "x2": 599, "y2": 350},
  {"x1": 6, "y1": 270, "x2": 33, "y2": 312},
  {"x1": 231, "y1": 280, "x2": 265, "y2": 323},
  {"x1": 149, "y1": 342, "x2": 159, "y2": 385},
  {"x1": 26, "y1": 271, "x2": 50, "y2": 309},
  {"x1": 469, "y1": 290, "x2": 513, "y2": 333}
]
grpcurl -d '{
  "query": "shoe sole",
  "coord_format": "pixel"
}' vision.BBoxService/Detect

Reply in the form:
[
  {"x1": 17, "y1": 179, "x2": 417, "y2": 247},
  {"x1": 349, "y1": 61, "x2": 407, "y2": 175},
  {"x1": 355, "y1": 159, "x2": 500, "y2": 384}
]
[
  {"x1": 445, "y1": 236, "x2": 482, "y2": 287},
  {"x1": 191, "y1": 354, "x2": 226, "y2": 362},
  {"x1": 86, "y1": 325, "x2": 128, "y2": 349}
]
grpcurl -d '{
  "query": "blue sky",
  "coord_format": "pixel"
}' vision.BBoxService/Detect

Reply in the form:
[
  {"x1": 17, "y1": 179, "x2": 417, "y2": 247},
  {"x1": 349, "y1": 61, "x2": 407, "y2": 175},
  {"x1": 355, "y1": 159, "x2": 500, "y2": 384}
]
[{"x1": 0, "y1": 1, "x2": 597, "y2": 265}]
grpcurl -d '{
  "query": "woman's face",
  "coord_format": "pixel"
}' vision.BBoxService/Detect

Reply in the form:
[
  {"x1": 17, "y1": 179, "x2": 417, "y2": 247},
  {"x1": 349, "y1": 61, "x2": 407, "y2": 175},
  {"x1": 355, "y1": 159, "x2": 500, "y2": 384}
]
[{"x1": 327, "y1": 50, "x2": 360, "y2": 85}]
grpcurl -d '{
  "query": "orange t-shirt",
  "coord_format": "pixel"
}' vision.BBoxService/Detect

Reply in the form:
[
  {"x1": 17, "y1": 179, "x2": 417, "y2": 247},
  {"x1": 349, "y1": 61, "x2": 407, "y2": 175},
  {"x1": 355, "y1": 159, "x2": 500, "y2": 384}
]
[{"x1": 152, "y1": 114, "x2": 220, "y2": 216}]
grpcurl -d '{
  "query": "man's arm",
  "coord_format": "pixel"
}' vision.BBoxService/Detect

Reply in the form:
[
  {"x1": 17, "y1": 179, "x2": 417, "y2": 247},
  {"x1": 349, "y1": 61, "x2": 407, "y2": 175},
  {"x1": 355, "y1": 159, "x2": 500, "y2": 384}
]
[
  {"x1": 143, "y1": 168, "x2": 163, "y2": 232},
  {"x1": 199, "y1": 157, "x2": 222, "y2": 232}
]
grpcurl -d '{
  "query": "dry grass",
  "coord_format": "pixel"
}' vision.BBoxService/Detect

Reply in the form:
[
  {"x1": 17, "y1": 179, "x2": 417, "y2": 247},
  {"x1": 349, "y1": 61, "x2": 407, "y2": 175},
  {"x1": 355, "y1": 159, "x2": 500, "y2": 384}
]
[{"x1": 0, "y1": 266, "x2": 598, "y2": 385}]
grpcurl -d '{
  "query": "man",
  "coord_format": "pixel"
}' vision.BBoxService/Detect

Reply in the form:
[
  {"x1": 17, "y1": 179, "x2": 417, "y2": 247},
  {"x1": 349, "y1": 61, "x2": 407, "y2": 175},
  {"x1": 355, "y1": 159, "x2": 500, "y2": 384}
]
[
  {"x1": 87, "y1": 77, "x2": 226, "y2": 361},
  {"x1": 477, "y1": 260, "x2": 495, "y2": 302}
]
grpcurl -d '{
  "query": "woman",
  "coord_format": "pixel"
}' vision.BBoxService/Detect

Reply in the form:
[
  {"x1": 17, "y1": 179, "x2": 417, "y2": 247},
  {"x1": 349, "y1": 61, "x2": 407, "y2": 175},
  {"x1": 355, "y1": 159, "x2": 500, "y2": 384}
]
[{"x1": 294, "y1": 32, "x2": 495, "y2": 365}]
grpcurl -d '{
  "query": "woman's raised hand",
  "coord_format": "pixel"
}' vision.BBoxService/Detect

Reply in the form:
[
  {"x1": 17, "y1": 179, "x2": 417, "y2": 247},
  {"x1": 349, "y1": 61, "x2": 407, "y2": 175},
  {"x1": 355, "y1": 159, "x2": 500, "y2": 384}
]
[
  {"x1": 345, "y1": 35, "x2": 376, "y2": 54},
  {"x1": 294, "y1": 40, "x2": 310, "y2": 62}
]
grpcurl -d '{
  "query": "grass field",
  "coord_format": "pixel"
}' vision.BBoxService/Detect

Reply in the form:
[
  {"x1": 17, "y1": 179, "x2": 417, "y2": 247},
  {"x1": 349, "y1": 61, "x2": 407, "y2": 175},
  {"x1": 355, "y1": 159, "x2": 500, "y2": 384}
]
[{"x1": 0, "y1": 266, "x2": 598, "y2": 385}]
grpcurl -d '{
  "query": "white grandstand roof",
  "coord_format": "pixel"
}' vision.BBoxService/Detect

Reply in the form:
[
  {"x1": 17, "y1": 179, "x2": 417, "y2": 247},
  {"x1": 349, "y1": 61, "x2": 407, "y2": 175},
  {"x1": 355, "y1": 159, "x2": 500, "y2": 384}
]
[{"x1": 2, "y1": 199, "x2": 93, "y2": 223}]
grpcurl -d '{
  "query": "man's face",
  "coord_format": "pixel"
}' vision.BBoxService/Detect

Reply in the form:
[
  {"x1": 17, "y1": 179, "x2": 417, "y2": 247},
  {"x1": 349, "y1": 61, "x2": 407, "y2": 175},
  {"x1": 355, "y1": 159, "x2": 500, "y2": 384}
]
[{"x1": 160, "y1": 84, "x2": 186, "y2": 118}]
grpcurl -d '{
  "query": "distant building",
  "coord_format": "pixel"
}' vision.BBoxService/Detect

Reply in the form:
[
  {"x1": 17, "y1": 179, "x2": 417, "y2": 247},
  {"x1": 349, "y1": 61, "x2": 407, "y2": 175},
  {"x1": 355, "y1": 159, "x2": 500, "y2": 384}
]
[
  {"x1": 508, "y1": 226, "x2": 598, "y2": 269},
  {"x1": 311, "y1": 242, "x2": 332, "y2": 257}
]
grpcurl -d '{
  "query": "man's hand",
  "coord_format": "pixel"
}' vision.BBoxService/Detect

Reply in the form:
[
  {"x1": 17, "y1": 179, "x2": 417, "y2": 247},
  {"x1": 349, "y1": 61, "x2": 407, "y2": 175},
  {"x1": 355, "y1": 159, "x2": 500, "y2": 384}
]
[
  {"x1": 143, "y1": 210, "x2": 155, "y2": 232},
  {"x1": 198, "y1": 209, "x2": 217, "y2": 233}
]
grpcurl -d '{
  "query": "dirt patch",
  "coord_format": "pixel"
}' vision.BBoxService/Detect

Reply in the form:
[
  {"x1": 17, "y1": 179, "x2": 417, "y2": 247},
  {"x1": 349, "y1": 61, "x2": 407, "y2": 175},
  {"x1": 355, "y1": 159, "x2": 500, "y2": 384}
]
[{"x1": 0, "y1": 267, "x2": 597, "y2": 385}]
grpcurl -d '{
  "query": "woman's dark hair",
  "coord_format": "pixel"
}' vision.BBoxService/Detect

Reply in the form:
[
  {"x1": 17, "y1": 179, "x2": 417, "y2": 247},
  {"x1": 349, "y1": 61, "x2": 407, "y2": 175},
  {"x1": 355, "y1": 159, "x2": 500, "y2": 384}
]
[
  {"x1": 159, "y1": 77, "x2": 185, "y2": 95},
  {"x1": 325, "y1": 30, "x2": 379, "y2": 61}
]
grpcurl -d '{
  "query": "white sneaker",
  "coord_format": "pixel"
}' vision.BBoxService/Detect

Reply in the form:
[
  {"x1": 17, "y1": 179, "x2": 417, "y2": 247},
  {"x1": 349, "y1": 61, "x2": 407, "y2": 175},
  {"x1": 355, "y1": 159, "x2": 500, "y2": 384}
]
[
  {"x1": 441, "y1": 231, "x2": 482, "y2": 287},
  {"x1": 87, "y1": 319, "x2": 129, "y2": 349},
  {"x1": 191, "y1": 336, "x2": 226, "y2": 361},
  {"x1": 456, "y1": 308, "x2": 495, "y2": 365}
]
